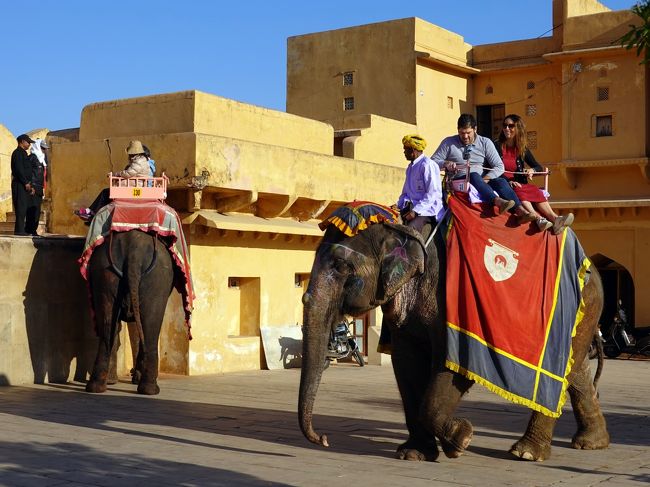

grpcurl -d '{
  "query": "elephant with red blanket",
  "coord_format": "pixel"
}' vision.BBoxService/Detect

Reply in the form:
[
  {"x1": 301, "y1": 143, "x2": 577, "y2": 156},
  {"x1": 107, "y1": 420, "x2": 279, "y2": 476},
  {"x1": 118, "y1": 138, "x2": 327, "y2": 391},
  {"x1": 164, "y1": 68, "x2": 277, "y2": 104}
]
[
  {"x1": 298, "y1": 205, "x2": 609, "y2": 462},
  {"x1": 85, "y1": 230, "x2": 174, "y2": 395}
]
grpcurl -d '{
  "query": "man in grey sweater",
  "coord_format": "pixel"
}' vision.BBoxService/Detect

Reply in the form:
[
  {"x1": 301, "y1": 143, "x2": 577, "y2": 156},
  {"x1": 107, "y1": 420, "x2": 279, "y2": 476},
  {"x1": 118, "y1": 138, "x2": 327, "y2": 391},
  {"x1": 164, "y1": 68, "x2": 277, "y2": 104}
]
[{"x1": 431, "y1": 114, "x2": 535, "y2": 222}]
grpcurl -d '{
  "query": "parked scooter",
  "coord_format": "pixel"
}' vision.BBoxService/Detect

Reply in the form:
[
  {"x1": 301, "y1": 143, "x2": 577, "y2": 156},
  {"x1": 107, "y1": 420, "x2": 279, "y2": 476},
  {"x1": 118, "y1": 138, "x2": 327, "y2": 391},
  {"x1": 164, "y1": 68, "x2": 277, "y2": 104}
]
[
  {"x1": 603, "y1": 301, "x2": 650, "y2": 359},
  {"x1": 325, "y1": 320, "x2": 365, "y2": 367}
]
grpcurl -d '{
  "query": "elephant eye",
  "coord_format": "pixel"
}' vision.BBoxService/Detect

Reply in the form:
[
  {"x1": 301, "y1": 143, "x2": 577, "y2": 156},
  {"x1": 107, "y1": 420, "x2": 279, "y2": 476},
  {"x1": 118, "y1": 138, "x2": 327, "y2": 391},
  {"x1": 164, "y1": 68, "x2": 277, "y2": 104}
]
[{"x1": 333, "y1": 258, "x2": 351, "y2": 274}]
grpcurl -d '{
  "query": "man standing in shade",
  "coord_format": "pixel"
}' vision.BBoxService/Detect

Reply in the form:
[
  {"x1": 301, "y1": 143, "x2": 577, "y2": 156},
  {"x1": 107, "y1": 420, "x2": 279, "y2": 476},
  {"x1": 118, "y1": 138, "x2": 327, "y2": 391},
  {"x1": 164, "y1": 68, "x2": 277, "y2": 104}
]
[{"x1": 11, "y1": 134, "x2": 35, "y2": 235}]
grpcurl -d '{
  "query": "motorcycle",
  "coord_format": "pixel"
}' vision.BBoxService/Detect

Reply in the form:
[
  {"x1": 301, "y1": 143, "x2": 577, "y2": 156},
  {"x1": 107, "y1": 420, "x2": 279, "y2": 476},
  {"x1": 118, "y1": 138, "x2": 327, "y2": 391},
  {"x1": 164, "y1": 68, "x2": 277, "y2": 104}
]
[
  {"x1": 324, "y1": 320, "x2": 365, "y2": 367},
  {"x1": 602, "y1": 301, "x2": 650, "y2": 359}
]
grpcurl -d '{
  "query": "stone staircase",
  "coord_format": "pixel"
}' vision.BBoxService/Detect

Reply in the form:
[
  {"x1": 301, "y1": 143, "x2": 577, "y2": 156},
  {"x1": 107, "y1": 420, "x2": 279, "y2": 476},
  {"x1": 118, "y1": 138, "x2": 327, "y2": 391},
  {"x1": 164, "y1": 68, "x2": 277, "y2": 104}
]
[{"x1": 0, "y1": 209, "x2": 48, "y2": 236}]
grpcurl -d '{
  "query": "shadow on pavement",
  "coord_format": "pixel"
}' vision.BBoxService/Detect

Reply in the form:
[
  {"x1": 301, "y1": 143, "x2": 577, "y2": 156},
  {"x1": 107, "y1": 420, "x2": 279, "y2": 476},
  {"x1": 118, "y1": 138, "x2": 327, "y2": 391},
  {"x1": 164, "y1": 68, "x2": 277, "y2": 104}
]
[{"x1": 0, "y1": 440, "x2": 292, "y2": 486}]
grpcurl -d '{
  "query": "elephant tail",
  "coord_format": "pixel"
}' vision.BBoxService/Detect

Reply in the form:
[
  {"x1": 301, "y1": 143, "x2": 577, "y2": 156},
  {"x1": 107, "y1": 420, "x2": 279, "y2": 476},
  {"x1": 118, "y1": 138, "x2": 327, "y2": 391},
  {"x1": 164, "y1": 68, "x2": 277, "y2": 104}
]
[
  {"x1": 592, "y1": 332, "x2": 604, "y2": 391},
  {"x1": 126, "y1": 249, "x2": 146, "y2": 352}
]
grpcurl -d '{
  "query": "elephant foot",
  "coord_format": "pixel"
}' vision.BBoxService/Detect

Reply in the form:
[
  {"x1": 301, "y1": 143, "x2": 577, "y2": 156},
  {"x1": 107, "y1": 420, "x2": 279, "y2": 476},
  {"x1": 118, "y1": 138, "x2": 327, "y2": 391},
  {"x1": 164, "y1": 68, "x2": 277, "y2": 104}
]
[
  {"x1": 571, "y1": 428, "x2": 610, "y2": 450},
  {"x1": 509, "y1": 438, "x2": 551, "y2": 462},
  {"x1": 107, "y1": 368, "x2": 118, "y2": 385},
  {"x1": 85, "y1": 380, "x2": 107, "y2": 393},
  {"x1": 130, "y1": 368, "x2": 142, "y2": 385},
  {"x1": 439, "y1": 418, "x2": 473, "y2": 458},
  {"x1": 396, "y1": 439, "x2": 439, "y2": 462},
  {"x1": 137, "y1": 382, "x2": 160, "y2": 395}
]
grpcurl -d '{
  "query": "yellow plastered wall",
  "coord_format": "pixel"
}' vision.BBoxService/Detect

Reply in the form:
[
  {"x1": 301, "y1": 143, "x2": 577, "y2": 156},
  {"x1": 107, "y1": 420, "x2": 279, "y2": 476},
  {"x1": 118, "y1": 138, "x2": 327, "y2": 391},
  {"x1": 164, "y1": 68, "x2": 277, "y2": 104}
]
[
  {"x1": 49, "y1": 133, "x2": 197, "y2": 235},
  {"x1": 194, "y1": 91, "x2": 333, "y2": 155},
  {"x1": 473, "y1": 64, "x2": 563, "y2": 165},
  {"x1": 576, "y1": 226, "x2": 650, "y2": 327},
  {"x1": 187, "y1": 231, "x2": 317, "y2": 374},
  {"x1": 565, "y1": 0, "x2": 610, "y2": 18},
  {"x1": 79, "y1": 90, "x2": 333, "y2": 155},
  {"x1": 416, "y1": 64, "x2": 473, "y2": 147},
  {"x1": 195, "y1": 133, "x2": 403, "y2": 204},
  {"x1": 325, "y1": 114, "x2": 418, "y2": 167},
  {"x1": 0, "y1": 124, "x2": 14, "y2": 222},
  {"x1": 287, "y1": 18, "x2": 417, "y2": 125},
  {"x1": 0, "y1": 237, "x2": 97, "y2": 385},
  {"x1": 47, "y1": 90, "x2": 406, "y2": 375},
  {"x1": 562, "y1": 2, "x2": 635, "y2": 50},
  {"x1": 413, "y1": 18, "x2": 475, "y2": 146},
  {"x1": 558, "y1": 53, "x2": 646, "y2": 162}
]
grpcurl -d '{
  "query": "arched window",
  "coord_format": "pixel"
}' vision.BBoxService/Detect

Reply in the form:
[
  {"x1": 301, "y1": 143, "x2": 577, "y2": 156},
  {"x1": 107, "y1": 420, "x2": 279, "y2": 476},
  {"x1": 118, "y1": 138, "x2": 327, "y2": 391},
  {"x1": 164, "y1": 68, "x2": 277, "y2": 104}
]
[{"x1": 485, "y1": 85, "x2": 493, "y2": 95}]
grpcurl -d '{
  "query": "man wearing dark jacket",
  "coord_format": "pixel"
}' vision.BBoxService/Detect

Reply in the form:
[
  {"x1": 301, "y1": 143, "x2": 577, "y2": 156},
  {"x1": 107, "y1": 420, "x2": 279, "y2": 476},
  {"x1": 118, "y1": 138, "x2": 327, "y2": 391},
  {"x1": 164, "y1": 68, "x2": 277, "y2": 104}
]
[{"x1": 11, "y1": 134, "x2": 35, "y2": 235}]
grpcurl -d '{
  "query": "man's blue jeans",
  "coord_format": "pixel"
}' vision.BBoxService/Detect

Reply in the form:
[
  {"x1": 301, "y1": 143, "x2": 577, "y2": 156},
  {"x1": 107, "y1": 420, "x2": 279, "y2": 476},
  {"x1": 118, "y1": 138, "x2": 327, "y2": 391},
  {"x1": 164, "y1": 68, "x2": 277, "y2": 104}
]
[{"x1": 468, "y1": 173, "x2": 521, "y2": 209}]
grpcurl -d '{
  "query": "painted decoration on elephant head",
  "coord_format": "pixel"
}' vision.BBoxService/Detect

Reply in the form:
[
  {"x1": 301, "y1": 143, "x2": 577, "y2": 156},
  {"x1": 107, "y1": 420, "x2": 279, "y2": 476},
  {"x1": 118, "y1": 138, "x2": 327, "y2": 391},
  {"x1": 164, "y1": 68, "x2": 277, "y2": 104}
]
[{"x1": 483, "y1": 238, "x2": 519, "y2": 282}]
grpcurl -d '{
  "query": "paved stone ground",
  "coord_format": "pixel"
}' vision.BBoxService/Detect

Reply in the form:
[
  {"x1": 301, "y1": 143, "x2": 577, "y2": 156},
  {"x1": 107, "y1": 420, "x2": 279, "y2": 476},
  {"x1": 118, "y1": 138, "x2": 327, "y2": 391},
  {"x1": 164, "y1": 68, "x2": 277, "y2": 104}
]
[{"x1": 0, "y1": 357, "x2": 648, "y2": 487}]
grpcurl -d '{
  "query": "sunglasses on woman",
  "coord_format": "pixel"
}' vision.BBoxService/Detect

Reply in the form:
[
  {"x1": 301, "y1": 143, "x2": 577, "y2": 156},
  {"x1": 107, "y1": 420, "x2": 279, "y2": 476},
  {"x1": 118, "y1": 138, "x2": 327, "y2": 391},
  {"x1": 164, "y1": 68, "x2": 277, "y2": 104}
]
[{"x1": 503, "y1": 123, "x2": 516, "y2": 129}]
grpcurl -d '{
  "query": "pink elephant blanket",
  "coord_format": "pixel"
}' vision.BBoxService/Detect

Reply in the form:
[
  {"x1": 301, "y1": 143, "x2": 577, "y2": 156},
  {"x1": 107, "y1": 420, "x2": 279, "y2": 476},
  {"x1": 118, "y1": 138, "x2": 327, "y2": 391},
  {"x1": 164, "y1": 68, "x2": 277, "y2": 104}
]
[{"x1": 78, "y1": 200, "x2": 195, "y2": 338}]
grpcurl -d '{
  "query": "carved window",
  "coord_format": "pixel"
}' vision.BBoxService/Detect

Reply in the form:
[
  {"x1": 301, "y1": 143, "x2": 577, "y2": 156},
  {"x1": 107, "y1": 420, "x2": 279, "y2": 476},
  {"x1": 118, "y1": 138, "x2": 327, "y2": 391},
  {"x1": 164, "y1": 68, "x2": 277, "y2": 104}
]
[
  {"x1": 597, "y1": 86, "x2": 609, "y2": 101},
  {"x1": 447, "y1": 96, "x2": 453, "y2": 109},
  {"x1": 344, "y1": 97, "x2": 355, "y2": 110},
  {"x1": 343, "y1": 71, "x2": 354, "y2": 86},
  {"x1": 527, "y1": 131, "x2": 538, "y2": 149},
  {"x1": 595, "y1": 115, "x2": 613, "y2": 137},
  {"x1": 527, "y1": 80, "x2": 535, "y2": 90},
  {"x1": 485, "y1": 85, "x2": 493, "y2": 94},
  {"x1": 526, "y1": 104, "x2": 537, "y2": 116}
]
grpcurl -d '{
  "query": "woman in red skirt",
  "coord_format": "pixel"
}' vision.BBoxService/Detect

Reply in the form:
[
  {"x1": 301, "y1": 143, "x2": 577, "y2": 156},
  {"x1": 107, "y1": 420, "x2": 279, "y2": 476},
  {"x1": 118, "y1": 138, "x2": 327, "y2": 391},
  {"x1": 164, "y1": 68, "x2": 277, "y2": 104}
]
[{"x1": 495, "y1": 114, "x2": 573, "y2": 234}]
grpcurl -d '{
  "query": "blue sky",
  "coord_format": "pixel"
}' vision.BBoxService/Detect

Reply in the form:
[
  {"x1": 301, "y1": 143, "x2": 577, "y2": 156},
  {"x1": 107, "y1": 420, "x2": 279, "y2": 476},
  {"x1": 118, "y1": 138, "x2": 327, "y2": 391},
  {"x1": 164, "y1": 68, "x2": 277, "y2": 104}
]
[{"x1": 0, "y1": 0, "x2": 634, "y2": 136}]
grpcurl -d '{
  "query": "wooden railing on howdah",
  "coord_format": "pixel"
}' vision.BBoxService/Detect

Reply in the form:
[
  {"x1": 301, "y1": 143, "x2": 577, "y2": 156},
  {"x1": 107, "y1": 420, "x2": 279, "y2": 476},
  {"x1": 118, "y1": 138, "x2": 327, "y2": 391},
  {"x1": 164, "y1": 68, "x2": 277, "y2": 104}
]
[{"x1": 108, "y1": 173, "x2": 168, "y2": 200}]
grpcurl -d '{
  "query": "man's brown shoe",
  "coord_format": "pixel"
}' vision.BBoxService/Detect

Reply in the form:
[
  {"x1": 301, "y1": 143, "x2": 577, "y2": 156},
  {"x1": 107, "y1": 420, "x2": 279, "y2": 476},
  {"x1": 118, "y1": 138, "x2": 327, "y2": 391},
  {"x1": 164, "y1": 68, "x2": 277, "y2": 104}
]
[
  {"x1": 494, "y1": 197, "x2": 515, "y2": 215},
  {"x1": 552, "y1": 213, "x2": 574, "y2": 235},
  {"x1": 514, "y1": 206, "x2": 538, "y2": 224}
]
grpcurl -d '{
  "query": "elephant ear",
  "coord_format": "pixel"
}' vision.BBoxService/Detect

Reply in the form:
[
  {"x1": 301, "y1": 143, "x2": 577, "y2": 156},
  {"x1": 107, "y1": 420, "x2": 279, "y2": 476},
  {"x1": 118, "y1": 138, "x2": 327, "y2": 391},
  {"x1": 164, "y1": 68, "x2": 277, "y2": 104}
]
[{"x1": 377, "y1": 223, "x2": 426, "y2": 302}]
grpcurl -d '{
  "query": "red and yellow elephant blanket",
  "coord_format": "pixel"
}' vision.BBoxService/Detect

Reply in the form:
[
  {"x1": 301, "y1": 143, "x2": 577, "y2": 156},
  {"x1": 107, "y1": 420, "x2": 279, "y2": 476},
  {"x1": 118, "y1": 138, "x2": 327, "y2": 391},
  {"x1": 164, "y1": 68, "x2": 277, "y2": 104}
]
[
  {"x1": 78, "y1": 200, "x2": 195, "y2": 337},
  {"x1": 445, "y1": 193, "x2": 590, "y2": 417}
]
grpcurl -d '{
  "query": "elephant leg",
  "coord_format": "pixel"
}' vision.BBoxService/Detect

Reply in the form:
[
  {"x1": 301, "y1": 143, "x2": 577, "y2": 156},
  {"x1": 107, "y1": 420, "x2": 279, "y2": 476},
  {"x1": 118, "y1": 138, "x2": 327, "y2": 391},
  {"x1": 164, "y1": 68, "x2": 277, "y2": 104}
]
[
  {"x1": 136, "y1": 301, "x2": 165, "y2": 395},
  {"x1": 509, "y1": 411, "x2": 555, "y2": 461},
  {"x1": 127, "y1": 322, "x2": 143, "y2": 384},
  {"x1": 86, "y1": 313, "x2": 119, "y2": 393},
  {"x1": 107, "y1": 326, "x2": 122, "y2": 385},
  {"x1": 421, "y1": 369, "x2": 474, "y2": 459},
  {"x1": 510, "y1": 354, "x2": 609, "y2": 461},
  {"x1": 391, "y1": 329, "x2": 439, "y2": 462},
  {"x1": 568, "y1": 354, "x2": 609, "y2": 450}
]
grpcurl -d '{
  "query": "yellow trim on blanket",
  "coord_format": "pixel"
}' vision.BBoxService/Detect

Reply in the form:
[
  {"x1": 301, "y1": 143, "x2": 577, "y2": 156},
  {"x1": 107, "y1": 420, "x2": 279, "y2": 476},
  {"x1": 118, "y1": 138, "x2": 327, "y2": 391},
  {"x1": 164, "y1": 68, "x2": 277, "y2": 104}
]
[
  {"x1": 563, "y1": 256, "x2": 591, "y2": 393},
  {"x1": 532, "y1": 231, "x2": 568, "y2": 407},
  {"x1": 445, "y1": 360, "x2": 561, "y2": 418},
  {"x1": 446, "y1": 231, "x2": 592, "y2": 417},
  {"x1": 446, "y1": 321, "x2": 565, "y2": 382}
]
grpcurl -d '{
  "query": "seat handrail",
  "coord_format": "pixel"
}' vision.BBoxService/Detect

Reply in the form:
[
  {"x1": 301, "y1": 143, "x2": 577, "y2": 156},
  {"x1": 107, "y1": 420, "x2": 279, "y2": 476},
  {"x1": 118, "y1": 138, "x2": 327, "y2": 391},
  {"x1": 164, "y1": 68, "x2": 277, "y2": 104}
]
[
  {"x1": 441, "y1": 164, "x2": 551, "y2": 193},
  {"x1": 108, "y1": 172, "x2": 169, "y2": 200}
]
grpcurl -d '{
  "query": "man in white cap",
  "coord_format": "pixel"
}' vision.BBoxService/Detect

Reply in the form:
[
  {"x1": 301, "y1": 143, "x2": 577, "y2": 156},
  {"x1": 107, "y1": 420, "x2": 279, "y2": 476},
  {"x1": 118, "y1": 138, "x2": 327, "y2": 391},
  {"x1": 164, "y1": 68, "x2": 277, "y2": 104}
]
[{"x1": 26, "y1": 139, "x2": 50, "y2": 236}]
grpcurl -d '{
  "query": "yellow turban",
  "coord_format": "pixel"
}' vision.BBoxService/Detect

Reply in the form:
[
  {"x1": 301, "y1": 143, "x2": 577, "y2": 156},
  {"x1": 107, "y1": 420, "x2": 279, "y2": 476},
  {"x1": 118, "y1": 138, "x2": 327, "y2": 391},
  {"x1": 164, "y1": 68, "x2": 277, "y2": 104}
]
[{"x1": 402, "y1": 134, "x2": 427, "y2": 152}]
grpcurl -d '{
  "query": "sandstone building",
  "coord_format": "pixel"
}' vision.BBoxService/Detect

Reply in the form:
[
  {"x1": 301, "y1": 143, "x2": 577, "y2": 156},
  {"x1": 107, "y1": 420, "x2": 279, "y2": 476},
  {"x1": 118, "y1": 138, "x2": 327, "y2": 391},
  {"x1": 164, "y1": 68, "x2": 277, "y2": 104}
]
[{"x1": 0, "y1": 0, "x2": 646, "y2": 384}]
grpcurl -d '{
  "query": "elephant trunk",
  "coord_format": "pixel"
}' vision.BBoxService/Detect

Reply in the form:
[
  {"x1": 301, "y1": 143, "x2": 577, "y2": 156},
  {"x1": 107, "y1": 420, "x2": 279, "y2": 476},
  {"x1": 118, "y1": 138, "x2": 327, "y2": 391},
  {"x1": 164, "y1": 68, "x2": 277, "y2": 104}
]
[{"x1": 298, "y1": 290, "x2": 335, "y2": 447}]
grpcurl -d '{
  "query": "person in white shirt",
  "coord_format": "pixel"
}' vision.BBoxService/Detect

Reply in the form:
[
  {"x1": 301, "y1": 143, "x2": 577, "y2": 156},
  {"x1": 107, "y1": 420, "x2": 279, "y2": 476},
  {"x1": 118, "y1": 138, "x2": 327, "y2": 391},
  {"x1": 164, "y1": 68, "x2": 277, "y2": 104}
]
[{"x1": 396, "y1": 134, "x2": 444, "y2": 234}]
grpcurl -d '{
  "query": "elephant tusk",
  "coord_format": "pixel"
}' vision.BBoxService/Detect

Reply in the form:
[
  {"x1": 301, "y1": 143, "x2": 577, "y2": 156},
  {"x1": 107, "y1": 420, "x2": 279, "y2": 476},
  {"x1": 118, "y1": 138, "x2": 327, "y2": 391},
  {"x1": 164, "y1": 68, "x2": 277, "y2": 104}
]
[{"x1": 302, "y1": 292, "x2": 312, "y2": 305}]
